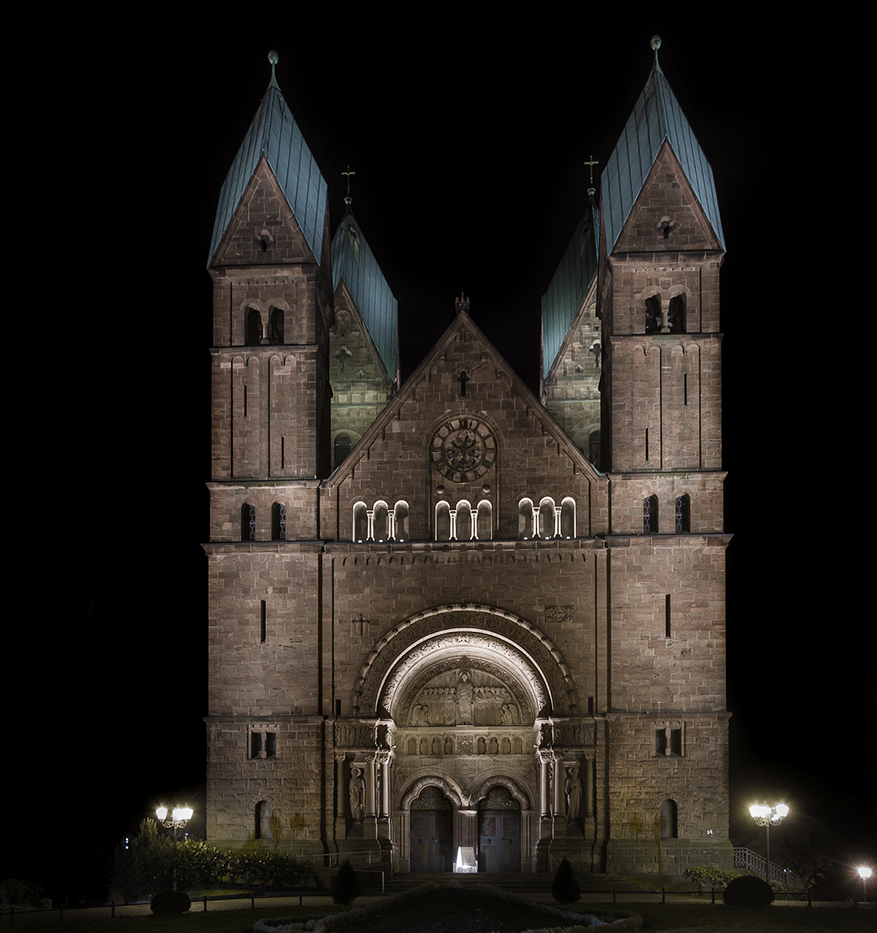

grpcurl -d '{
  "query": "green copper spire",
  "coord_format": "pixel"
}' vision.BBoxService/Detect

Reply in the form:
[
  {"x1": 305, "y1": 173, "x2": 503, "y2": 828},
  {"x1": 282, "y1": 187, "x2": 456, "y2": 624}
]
[
  {"x1": 208, "y1": 52, "x2": 328, "y2": 267},
  {"x1": 602, "y1": 37, "x2": 725, "y2": 254}
]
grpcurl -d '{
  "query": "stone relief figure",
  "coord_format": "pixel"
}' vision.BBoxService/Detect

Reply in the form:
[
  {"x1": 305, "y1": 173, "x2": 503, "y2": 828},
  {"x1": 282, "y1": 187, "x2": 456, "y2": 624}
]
[
  {"x1": 456, "y1": 670, "x2": 474, "y2": 724},
  {"x1": 349, "y1": 768, "x2": 364, "y2": 821},
  {"x1": 565, "y1": 765, "x2": 581, "y2": 820},
  {"x1": 412, "y1": 703, "x2": 430, "y2": 726}
]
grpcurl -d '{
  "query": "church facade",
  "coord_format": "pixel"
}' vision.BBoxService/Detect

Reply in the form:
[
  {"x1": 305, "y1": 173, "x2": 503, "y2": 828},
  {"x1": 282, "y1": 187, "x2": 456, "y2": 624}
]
[{"x1": 204, "y1": 48, "x2": 732, "y2": 876}]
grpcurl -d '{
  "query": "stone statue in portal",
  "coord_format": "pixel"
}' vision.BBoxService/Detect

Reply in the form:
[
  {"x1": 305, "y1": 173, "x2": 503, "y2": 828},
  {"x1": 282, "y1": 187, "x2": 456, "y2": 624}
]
[
  {"x1": 565, "y1": 765, "x2": 581, "y2": 820},
  {"x1": 456, "y1": 670, "x2": 474, "y2": 724},
  {"x1": 349, "y1": 768, "x2": 364, "y2": 821}
]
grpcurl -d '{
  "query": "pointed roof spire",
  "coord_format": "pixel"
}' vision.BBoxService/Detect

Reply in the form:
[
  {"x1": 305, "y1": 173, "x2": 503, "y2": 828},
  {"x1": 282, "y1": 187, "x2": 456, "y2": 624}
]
[
  {"x1": 208, "y1": 52, "x2": 328, "y2": 267},
  {"x1": 601, "y1": 37, "x2": 725, "y2": 253},
  {"x1": 331, "y1": 205, "x2": 398, "y2": 377}
]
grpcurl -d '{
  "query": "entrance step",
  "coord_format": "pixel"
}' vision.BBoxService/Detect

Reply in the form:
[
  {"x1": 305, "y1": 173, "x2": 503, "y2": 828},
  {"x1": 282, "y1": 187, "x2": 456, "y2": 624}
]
[{"x1": 384, "y1": 870, "x2": 633, "y2": 895}]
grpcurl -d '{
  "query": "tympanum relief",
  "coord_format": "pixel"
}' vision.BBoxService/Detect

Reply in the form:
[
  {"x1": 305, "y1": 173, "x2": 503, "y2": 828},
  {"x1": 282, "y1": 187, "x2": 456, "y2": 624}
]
[{"x1": 406, "y1": 668, "x2": 523, "y2": 727}]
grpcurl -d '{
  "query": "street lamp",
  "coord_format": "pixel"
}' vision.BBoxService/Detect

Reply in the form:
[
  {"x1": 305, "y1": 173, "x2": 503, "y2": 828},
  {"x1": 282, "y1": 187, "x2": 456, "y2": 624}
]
[
  {"x1": 858, "y1": 866, "x2": 872, "y2": 903},
  {"x1": 155, "y1": 806, "x2": 193, "y2": 891},
  {"x1": 749, "y1": 803, "x2": 789, "y2": 886}
]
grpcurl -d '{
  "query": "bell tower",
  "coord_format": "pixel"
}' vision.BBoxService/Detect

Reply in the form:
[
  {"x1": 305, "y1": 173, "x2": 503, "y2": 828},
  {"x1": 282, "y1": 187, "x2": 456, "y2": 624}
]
[
  {"x1": 600, "y1": 37, "x2": 726, "y2": 536},
  {"x1": 597, "y1": 38, "x2": 732, "y2": 873},
  {"x1": 207, "y1": 52, "x2": 333, "y2": 490}
]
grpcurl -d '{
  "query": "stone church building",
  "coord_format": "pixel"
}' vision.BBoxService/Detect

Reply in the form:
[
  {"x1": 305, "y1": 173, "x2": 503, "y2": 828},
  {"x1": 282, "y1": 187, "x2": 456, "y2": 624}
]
[{"x1": 204, "y1": 46, "x2": 732, "y2": 876}]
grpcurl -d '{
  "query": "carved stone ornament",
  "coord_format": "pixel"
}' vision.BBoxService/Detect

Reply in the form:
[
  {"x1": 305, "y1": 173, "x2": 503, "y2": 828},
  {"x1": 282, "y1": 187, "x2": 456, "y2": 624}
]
[{"x1": 353, "y1": 606, "x2": 577, "y2": 718}]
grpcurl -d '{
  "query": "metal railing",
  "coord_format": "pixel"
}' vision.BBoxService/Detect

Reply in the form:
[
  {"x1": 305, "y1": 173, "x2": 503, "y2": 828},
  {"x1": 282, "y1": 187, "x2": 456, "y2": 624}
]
[{"x1": 733, "y1": 846, "x2": 801, "y2": 887}]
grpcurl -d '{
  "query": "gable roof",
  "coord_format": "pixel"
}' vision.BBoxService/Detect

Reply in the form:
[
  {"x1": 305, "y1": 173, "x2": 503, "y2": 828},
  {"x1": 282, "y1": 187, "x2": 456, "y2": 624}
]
[
  {"x1": 208, "y1": 80, "x2": 328, "y2": 267},
  {"x1": 541, "y1": 197, "x2": 599, "y2": 376},
  {"x1": 331, "y1": 209, "x2": 398, "y2": 377},
  {"x1": 328, "y1": 309, "x2": 603, "y2": 488},
  {"x1": 602, "y1": 63, "x2": 725, "y2": 254}
]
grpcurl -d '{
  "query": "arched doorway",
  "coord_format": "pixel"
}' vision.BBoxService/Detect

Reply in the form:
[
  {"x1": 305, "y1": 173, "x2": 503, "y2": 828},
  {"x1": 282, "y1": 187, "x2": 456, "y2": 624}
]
[
  {"x1": 478, "y1": 785, "x2": 521, "y2": 872},
  {"x1": 410, "y1": 785, "x2": 453, "y2": 872}
]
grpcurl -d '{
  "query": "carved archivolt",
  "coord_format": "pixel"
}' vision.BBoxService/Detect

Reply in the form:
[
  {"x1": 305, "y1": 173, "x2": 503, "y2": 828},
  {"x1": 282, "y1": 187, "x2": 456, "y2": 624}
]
[
  {"x1": 470, "y1": 773, "x2": 532, "y2": 810},
  {"x1": 400, "y1": 776, "x2": 463, "y2": 810},
  {"x1": 353, "y1": 605, "x2": 577, "y2": 718}
]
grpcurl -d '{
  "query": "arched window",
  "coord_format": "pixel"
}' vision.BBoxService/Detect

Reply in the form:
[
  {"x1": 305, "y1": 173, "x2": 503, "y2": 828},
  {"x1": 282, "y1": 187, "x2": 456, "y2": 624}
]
[
  {"x1": 561, "y1": 497, "x2": 576, "y2": 538},
  {"x1": 667, "y1": 295, "x2": 685, "y2": 333},
  {"x1": 373, "y1": 501, "x2": 389, "y2": 541},
  {"x1": 393, "y1": 501, "x2": 409, "y2": 541},
  {"x1": 643, "y1": 495, "x2": 658, "y2": 534},
  {"x1": 241, "y1": 503, "x2": 256, "y2": 541},
  {"x1": 660, "y1": 799, "x2": 678, "y2": 839},
  {"x1": 518, "y1": 499, "x2": 534, "y2": 539},
  {"x1": 245, "y1": 308, "x2": 263, "y2": 345},
  {"x1": 334, "y1": 433, "x2": 352, "y2": 467},
  {"x1": 539, "y1": 497, "x2": 556, "y2": 538},
  {"x1": 272, "y1": 502, "x2": 286, "y2": 541},
  {"x1": 353, "y1": 502, "x2": 368, "y2": 542},
  {"x1": 456, "y1": 500, "x2": 472, "y2": 541},
  {"x1": 435, "y1": 502, "x2": 450, "y2": 541},
  {"x1": 268, "y1": 307, "x2": 285, "y2": 344},
  {"x1": 476, "y1": 500, "x2": 492, "y2": 540},
  {"x1": 675, "y1": 494, "x2": 690, "y2": 533},
  {"x1": 645, "y1": 295, "x2": 662, "y2": 334},
  {"x1": 255, "y1": 800, "x2": 272, "y2": 840}
]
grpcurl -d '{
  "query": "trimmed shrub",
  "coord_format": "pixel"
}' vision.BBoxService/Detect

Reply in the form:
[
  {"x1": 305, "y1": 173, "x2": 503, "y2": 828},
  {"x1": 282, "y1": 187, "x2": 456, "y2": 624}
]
[
  {"x1": 551, "y1": 857, "x2": 581, "y2": 903},
  {"x1": 684, "y1": 864, "x2": 741, "y2": 891},
  {"x1": 723, "y1": 874, "x2": 774, "y2": 906},
  {"x1": 150, "y1": 889, "x2": 192, "y2": 914},
  {"x1": 331, "y1": 861, "x2": 361, "y2": 905}
]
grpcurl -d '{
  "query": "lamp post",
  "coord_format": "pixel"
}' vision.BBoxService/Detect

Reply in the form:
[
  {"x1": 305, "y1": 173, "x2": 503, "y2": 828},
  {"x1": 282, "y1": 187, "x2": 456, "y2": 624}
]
[
  {"x1": 749, "y1": 803, "x2": 789, "y2": 886},
  {"x1": 858, "y1": 866, "x2": 872, "y2": 903},
  {"x1": 155, "y1": 805, "x2": 193, "y2": 891}
]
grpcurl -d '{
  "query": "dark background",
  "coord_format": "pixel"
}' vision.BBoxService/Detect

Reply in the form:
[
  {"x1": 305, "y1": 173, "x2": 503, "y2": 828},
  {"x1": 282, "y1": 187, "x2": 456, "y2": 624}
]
[{"x1": 6, "y1": 14, "x2": 873, "y2": 900}]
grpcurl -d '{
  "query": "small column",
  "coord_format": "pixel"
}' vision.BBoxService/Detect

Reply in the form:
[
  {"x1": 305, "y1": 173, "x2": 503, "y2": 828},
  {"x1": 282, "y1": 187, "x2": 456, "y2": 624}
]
[
  {"x1": 449, "y1": 509, "x2": 458, "y2": 540},
  {"x1": 365, "y1": 758, "x2": 376, "y2": 818},
  {"x1": 470, "y1": 509, "x2": 478, "y2": 539},
  {"x1": 366, "y1": 510, "x2": 375, "y2": 541},
  {"x1": 335, "y1": 755, "x2": 347, "y2": 837},
  {"x1": 538, "y1": 750, "x2": 552, "y2": 817},
  {"x1": 552, "y1": 757, "x2": 565, "y2": 816},
  {"x1": 554, "y1": 506, "x2": 563, "y2": 537},
  {"x1": 584, "y1": 755, "x2": 595, "y2": 818}
]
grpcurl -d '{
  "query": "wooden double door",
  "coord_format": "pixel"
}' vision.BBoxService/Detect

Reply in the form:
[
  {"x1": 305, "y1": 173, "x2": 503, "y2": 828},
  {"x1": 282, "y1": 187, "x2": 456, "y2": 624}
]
[
  {"x1": 410, "y1": 810, "x2": 453, "y2": 872},
  {"x1": 479, "y1": 810, "x2": 521, "y2": 872}
]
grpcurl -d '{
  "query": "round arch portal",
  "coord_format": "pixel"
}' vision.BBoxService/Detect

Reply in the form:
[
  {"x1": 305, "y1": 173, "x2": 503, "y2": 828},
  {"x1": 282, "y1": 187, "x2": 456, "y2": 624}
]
[{"x1": 353, "y1": 605, "x2": 578, "y2": 719}]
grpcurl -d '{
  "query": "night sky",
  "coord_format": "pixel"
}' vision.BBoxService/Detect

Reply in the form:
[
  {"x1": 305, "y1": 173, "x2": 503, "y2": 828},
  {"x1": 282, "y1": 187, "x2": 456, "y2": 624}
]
[{"x1": 8, "y1": 15, "x2": 873, "y2": 895}]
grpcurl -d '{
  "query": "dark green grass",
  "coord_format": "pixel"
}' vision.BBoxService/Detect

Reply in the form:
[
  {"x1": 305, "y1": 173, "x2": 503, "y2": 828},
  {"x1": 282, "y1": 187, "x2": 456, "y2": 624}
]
[{"x1": 3, "y1": 897, "x2": 874, "y2": 932}]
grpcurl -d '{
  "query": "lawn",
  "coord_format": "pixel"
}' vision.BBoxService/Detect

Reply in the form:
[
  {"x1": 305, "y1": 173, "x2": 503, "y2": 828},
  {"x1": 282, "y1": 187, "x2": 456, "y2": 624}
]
[{"x1": 2, "y1": 896, "x2": 873, "y2": 932}]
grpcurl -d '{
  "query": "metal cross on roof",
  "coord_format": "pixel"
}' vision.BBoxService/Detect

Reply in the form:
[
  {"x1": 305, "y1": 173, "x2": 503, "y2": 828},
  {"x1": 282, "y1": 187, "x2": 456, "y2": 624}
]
[{"x1": 583, "y1": 155, "x2": 599, "y2": 187}]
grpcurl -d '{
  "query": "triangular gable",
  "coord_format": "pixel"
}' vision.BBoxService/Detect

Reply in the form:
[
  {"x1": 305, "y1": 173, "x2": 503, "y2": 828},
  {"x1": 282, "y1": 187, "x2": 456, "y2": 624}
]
[
  {"x1": 208, "y1": 83, "x2": 328, "y2": 267},
  {"x1": 602, "y1": 65, "x2": 724, "y2": 254},
  {"x1": 331, "y1": 212, "x2": 398, "y2": 379},
  {"x1": 329, "y1": 310, "x2": 602, "y2": 487},
  {"x1": 211, "y1": 156, "x2": 317, "y2": 267},
  {"x1": 332, "y1": 277, "x2": 394, "y2": 386},
  {"x1": 611, "y1": 141, "x2": 722, "y2": 255}
]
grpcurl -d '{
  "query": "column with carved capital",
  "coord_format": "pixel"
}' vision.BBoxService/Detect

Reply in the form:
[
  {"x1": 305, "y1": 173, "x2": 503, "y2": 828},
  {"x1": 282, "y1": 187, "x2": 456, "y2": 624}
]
[{"x1": 335, "y1": 754, "x2": 347, "y2": 839}]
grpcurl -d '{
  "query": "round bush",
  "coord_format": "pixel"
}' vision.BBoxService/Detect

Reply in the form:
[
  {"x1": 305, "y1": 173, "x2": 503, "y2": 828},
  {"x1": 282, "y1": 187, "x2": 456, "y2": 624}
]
[
  {"x1": 150, "y1": 889, "x2": 192, "y2": 914},
  {"x1": 722, "y1": 875, "x2": 774, "y2": 906}
]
